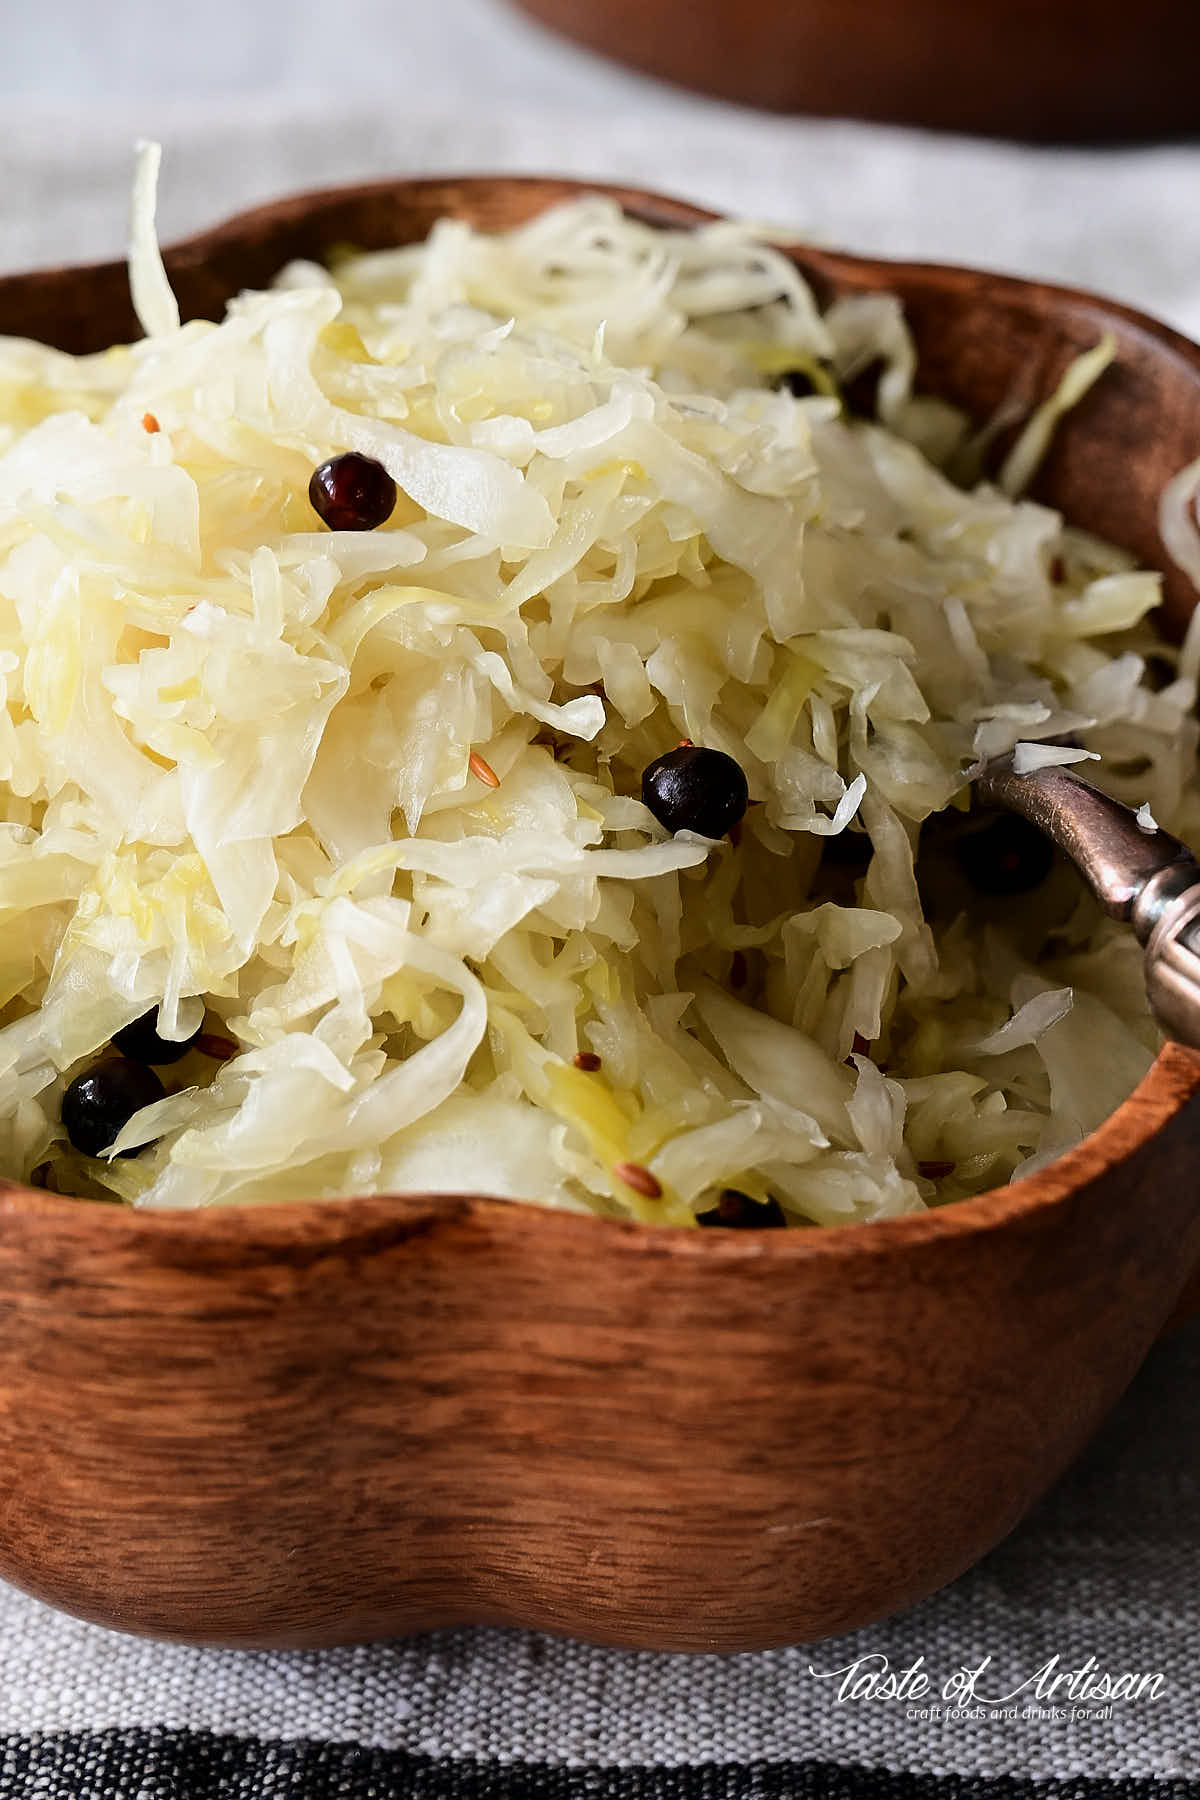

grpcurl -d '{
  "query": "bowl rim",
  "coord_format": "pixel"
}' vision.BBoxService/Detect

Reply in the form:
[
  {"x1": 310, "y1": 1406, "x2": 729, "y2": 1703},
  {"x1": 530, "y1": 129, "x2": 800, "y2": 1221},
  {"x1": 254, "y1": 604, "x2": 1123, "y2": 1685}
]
[{"x1": 3, "y1": 170, "x2": 1200, "y2": 1257}]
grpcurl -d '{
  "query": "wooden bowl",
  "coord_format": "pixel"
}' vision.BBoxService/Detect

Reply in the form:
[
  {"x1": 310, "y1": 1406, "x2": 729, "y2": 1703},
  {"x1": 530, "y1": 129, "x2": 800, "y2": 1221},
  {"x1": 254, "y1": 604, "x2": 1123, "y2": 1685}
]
[
  {"x1": 2, "y1": 177, "x2": 1200, "y2": 1653},
  {"x1": 513, "y1": 0, "x2": 1200, "y2": 140}
]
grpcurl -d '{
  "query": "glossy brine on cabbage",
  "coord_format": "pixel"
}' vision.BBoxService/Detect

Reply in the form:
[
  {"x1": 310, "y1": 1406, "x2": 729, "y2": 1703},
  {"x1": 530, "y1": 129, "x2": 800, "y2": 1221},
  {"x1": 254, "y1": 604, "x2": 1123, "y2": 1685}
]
[{"x1": 0, "y1": 167, "x2": 1197, "y2": 1218}]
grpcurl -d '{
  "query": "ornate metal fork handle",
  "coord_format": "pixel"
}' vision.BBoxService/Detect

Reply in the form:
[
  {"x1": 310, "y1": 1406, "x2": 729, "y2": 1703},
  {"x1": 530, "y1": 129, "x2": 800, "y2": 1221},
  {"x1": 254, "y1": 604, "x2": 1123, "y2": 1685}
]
[{"x1": 976, "y1": 754, "x2": 1200, "y2": 1050}]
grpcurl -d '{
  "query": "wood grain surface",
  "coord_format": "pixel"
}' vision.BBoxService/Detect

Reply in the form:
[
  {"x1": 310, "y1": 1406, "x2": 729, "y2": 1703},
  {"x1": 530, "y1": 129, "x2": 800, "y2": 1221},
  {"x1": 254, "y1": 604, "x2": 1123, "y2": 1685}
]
[
  {"x1": 514, "y1": 0, "x2": 1200, "y2": 140},
  {"x1": 0, "y1": 175, "x2": 1199, "y2": 1650}
]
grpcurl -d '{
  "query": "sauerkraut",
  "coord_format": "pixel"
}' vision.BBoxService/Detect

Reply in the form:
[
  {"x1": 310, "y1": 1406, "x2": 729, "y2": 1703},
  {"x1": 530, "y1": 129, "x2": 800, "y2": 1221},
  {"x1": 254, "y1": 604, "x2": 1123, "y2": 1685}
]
[{"x1": 0, "y1": 157, "x2": 1197, "y2": 1222}]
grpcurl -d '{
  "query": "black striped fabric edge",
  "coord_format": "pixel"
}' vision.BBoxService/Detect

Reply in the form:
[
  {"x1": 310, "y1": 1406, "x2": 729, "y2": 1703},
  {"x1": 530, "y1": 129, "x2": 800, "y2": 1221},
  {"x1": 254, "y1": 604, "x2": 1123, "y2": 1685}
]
[{"x1": 0, "y1": 1733, "x2": 1193, "y2": 1800}]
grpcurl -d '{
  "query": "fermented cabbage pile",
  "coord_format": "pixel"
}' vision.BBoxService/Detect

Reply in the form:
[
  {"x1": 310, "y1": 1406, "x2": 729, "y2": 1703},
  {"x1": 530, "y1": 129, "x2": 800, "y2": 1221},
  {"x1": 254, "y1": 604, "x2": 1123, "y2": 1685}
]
[{"x1": 1, "y1": 162, "x2": 1198, "y2": 1220}]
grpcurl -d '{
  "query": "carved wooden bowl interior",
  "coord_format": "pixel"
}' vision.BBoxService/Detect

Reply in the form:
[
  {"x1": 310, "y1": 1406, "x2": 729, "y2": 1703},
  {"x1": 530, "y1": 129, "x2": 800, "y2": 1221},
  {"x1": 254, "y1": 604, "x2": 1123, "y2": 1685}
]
[{"x1": 1, "y1": 177, "x2": 1199, "y2": 1652}]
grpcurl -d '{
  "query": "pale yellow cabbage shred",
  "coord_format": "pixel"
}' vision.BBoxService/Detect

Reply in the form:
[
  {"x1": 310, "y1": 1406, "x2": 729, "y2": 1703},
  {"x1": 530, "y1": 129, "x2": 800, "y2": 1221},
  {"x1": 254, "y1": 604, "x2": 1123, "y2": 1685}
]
[{"x1": 0, "y1": 191, "x2": 1194, "y2": 1221}]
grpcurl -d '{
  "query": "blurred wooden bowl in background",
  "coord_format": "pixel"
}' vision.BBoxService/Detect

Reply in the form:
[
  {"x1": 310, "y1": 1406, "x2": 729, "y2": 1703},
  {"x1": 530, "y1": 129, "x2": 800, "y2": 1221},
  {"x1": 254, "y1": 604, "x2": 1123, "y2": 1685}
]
[{"x1": 514, "y1": 0, "x2": 1200, "y2": 140}]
